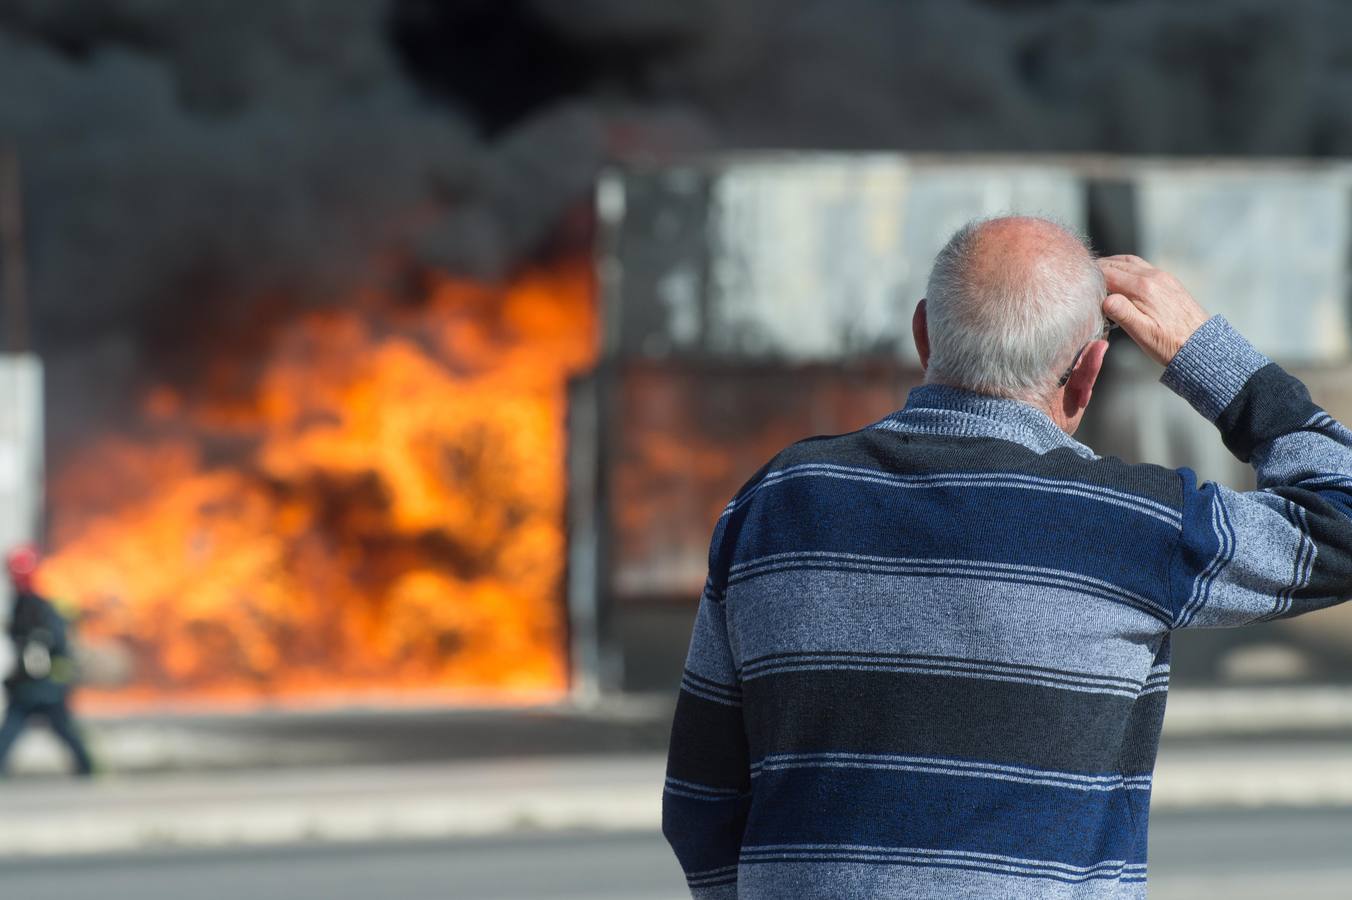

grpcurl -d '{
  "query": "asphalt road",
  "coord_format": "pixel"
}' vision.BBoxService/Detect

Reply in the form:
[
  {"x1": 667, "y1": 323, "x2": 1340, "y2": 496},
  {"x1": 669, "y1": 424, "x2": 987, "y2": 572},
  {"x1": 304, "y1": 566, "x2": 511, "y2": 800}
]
[{"x1": 2, "y1": 809, "x2": 1350, "y2": 900}]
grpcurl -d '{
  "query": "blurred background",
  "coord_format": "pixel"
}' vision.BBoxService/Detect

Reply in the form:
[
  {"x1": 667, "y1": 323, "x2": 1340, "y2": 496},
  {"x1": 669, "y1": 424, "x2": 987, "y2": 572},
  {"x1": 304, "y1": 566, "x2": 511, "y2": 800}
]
[{"x1": 1, "y1": 1, "x2": 1352, "y2": 897}]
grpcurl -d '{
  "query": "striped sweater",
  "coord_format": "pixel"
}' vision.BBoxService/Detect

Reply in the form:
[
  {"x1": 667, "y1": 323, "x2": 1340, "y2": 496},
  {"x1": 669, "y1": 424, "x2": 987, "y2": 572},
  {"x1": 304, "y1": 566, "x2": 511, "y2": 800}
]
[{"x1": 662, "y1": 316, "x2": 1352, "y2": 899}]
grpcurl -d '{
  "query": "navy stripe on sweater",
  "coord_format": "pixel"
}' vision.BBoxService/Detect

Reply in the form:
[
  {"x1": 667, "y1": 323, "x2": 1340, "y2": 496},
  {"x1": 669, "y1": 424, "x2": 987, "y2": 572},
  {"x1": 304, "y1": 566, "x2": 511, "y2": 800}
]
[
  {"x1": 722, "y1": 474, "x2": 1178, "y2": 623},
  {"x1": 741, "y1": 764, "x2": 1147, "y2": 867}
]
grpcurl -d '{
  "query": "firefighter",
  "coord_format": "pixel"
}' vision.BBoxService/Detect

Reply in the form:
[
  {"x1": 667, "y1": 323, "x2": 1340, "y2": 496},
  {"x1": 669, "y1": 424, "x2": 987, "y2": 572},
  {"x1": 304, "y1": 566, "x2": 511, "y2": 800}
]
[{"x1": 0, "y1": 545, "x2": 93, "y2": 776}]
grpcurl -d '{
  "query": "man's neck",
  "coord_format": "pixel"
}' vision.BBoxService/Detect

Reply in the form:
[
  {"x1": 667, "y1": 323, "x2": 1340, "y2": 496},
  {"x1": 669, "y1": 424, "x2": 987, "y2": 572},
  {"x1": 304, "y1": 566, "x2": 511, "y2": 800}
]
[
  {"x1": 924, "y1": 377, "x2": 1078, "y2": 436},
  {"x1": 1041, "y1": 396, "x2": 1079, "y2": 436}
]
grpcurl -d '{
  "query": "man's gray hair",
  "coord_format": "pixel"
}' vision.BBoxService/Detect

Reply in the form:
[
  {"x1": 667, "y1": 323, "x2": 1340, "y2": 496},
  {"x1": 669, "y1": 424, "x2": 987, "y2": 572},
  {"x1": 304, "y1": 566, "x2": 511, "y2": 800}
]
[{"x1": 923, "y1": 216, "x2": 1107, "y2": 401}]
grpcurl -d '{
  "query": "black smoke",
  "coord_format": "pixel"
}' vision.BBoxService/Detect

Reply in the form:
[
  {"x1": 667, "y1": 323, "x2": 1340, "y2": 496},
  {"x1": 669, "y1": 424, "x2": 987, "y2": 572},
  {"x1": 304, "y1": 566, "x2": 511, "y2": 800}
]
[{"x1": 2, "y1": 0, "x2": 1352, "y2": 449}]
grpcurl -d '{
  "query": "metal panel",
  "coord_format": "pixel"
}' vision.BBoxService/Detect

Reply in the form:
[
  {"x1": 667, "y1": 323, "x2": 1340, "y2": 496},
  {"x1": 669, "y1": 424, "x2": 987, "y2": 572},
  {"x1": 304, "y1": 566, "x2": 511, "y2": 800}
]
[
  {"x1": 598, "y1": 166, "x2": 715, "y2": 360},
  {"x1": 705, "y1": 158, "x2": 1087, "y2": 362},
  {"x1": 607, "y1": 360, "x2": 919, "y2": 604},
  {"x1": 1138, "y1": 169, "x2": 1352, "y2": 363},
  {"x1": 604, "y1": 156, "x2": 1087, "y2": 363}
]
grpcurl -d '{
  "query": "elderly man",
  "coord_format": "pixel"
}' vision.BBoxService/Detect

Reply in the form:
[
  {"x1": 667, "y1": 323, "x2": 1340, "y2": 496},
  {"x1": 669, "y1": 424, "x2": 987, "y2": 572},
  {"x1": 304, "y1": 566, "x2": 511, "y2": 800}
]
[{"x1": 662, "y1": 216, "x2": 1352, "y2": 899}]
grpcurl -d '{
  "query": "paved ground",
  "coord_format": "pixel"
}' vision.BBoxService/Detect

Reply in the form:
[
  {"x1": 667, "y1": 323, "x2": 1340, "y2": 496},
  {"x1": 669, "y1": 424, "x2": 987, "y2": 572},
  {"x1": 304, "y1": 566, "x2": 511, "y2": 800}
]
[
  {"x1": 0, "y1": 833, "x2": 686, "y2": 900},
  {"x1": 1149, "y1": 808, "x2": 1352, "y2": 900},
  {"x1": 0, "y1": 755, "x2": 661, "y2": 856},
  {"x1": 5, "y1": 696, "x2": 677, "y2": 775},
  {"x1": 2, "y1": 689, "x2": 1351, "y2": 897},
  {"x1": 2, "y1": 810, "x2": 1351, "y2": 900}
]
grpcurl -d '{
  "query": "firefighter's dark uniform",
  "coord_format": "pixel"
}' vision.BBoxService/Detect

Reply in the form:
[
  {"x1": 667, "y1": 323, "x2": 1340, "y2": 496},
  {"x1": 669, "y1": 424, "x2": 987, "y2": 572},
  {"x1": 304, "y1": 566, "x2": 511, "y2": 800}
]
[{"x1": 0, "y1": 590, "x2": 93, "y2": 775}]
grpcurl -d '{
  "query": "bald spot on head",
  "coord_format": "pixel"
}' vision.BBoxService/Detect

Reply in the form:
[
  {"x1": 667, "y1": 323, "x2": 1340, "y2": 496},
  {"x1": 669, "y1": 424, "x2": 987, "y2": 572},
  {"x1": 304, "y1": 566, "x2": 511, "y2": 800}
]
[{"x1": 961, "y1": 217, "x2": 1097, "y2": 325}]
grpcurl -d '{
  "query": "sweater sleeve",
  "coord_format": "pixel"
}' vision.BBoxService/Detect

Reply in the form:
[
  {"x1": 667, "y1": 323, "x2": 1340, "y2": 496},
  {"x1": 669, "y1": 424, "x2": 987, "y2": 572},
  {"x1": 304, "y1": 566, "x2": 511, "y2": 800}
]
[
  {"x1": 662, "y1": 517, "x2": 751, "y2": 899},
  {"x1": 1162, "y1": 316, "x2": 1352, "y2": 627}
]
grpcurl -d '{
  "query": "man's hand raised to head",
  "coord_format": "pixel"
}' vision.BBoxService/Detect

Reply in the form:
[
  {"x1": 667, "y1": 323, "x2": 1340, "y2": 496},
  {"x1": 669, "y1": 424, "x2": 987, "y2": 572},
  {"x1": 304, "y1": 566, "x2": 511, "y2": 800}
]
[{"x1": 1098, "y1": 255, "x2": 1211, "y2": 367}]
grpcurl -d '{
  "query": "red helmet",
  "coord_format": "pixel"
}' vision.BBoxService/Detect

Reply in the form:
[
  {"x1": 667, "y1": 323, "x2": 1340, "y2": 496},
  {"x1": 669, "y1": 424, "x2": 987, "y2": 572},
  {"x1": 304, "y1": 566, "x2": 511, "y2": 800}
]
[{"x1": 6, "y1": 544, "x2": 39, "y2": 591}]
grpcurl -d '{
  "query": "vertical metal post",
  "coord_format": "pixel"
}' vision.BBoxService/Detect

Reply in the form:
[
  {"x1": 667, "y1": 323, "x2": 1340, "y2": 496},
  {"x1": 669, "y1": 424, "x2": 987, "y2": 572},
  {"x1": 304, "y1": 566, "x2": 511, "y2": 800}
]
[
  {"x1": 566, "y1": 373, "x2": 604, "y2": 704},
  {"x1": 565, "y1": 360, "x2": 625, "y2": 704},
  {"x1": 563, "y1": 169, "x2": 632, "y2": 704}
]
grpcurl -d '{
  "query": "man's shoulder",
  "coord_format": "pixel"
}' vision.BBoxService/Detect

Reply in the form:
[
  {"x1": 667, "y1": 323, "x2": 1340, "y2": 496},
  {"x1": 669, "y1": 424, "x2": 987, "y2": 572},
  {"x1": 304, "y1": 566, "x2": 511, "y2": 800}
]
[
  {"x1": 726, "y1": 427, "x2": 885, "y2": 501},
  {"x1": 1054, "y1": 449, "x2": 1187, "y2": 512},
  {"x1": 732, "y1": 426, "x2": 1186, "y2": 513}
]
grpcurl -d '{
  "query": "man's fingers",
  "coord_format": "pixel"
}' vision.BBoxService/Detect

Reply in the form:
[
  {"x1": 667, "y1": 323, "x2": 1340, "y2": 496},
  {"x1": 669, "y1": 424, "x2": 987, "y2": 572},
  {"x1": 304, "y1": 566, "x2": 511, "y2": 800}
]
[
  {"x1": 1100, "y1": 254, "x2": 1155, "y2": 271},
  {"x1": 1098, "y1": 258, "x2": 1155, "y2": 282},
  {"x1": 1099, "y1": 264, "x2": 1150, "y2": 301},
  {"x1": 1103, "y1": 293, "x2": 1175, "y2": 367},
  {"x1": 1100, "y1": 258, "x2": 1210, "y2": 367},
  {"x1": 1102, "y1": 293, "x2": 1148, "y2": 334}
]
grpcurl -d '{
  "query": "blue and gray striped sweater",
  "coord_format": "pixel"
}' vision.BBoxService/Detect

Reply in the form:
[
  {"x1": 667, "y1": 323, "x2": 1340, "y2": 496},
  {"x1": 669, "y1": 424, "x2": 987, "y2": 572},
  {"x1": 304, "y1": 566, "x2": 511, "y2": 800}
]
[{"x1": 663, "y1": 316, "x2": 1352, "y2": 899}]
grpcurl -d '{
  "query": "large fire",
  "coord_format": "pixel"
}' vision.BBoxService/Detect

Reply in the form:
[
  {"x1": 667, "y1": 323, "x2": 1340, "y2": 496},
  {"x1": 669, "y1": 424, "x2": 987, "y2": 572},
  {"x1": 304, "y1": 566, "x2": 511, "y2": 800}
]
[{"x1": 40, "y1": 265, "x2": 596, "y2": 711}]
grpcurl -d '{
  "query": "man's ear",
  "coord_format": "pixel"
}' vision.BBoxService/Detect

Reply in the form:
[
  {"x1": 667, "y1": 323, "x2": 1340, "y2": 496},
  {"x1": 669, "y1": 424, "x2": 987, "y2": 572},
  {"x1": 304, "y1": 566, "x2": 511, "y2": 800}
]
[
  {"x1": 1062, "y1": 339, "x2": 1109, "y2": 416},
  {"x1": 912, "y1": 299, "x2": 930, "y2": 371}
]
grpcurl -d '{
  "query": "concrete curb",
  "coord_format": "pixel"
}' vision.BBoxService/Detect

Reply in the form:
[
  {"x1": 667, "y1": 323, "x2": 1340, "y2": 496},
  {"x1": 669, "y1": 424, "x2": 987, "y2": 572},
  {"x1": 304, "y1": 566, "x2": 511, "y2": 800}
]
[
  {"x1": 0, "y1": 756, "x2": 666, "y2": 858},
  {"x1": 1162, "y1": 686, "x2": 1352, "y2": 736}
]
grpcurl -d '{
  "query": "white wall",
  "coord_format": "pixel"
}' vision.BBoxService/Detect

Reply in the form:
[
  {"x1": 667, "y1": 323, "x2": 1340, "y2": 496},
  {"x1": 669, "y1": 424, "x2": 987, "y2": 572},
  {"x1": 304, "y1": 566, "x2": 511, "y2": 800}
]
[{"x1": 0, "y1": 354, "x2": 42, "y2": 679}]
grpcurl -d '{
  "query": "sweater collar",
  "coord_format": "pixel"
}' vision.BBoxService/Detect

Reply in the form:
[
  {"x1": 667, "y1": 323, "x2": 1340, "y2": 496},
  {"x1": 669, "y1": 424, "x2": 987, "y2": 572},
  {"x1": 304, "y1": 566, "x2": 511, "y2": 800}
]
[{"x1": 876, "y1": 384, "x2": 1098, "y2": 460}]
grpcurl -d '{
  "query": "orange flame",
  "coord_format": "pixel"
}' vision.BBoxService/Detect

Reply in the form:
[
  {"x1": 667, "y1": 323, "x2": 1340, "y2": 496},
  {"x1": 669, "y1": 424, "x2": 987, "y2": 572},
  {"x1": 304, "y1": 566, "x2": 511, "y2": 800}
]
[{"x1": 41, "y1": 265, "x2": 596, "y2": 711}]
